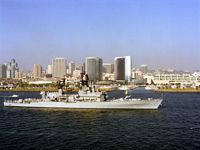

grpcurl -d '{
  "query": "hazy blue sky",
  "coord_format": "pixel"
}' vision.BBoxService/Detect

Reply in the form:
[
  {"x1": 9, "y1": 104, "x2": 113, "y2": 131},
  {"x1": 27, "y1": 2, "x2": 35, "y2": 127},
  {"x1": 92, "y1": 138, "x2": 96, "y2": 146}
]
[{"x1": 0, "y1": 0, "x2": 200, "y2": 71}]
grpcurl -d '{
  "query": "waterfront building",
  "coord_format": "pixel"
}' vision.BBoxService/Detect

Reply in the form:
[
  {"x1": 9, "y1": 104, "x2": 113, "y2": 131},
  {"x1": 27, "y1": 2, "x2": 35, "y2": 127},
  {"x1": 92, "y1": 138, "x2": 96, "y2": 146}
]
[
  {"x1": 85, "y1": 57, "x2": 103, "y2": 81},
  {"x1": 33, "y1": 64, "x2": 42, "y2": 79},
  {"x1": 103, "y1": 63, "x2": 114, "y2": 74},
  {"x1": 68, "y1": 62, "x2": 76, "y2": 75},
  {"x1": 114, "y1": 57, "x2": 125, "y2": 80},
  {"x1": 6, "y1": 59, "x2": 19, "y2": 78},
  {"x1": 52, "y1": 58, "x2": 66, "y2": 78},
  {"x1": 29, "y1": 80, "x2": 53, "y2": 85},
  {"x1": 143, "y1": 73, "x2": 200, "y2": 87},
  {"x1": 0, "y1": 64, "x2": 7, "y2": 78}
]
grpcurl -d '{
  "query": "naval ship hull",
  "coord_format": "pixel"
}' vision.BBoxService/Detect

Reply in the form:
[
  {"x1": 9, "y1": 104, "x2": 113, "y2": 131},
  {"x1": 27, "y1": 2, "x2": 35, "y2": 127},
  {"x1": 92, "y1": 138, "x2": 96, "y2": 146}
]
[{"x1": 4, "y1": 99, "x2": 162, "y2": 109}]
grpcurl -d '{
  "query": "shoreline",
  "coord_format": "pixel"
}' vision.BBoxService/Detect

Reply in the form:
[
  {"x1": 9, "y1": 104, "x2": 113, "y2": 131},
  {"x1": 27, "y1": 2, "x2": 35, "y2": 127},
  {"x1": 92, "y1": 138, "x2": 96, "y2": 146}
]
[
  {"x1": 1, "y1": 88, "x2": 200, "y2": 93},
  {"x1": 156, "y1": 88, "x2": 200, "y2": 93},
  {"x1": 0, "y1": 87, "x2": 116, "y2": 92},
  {"x1": 0, "y1": 88, "x2": 79, "y2": 92}
]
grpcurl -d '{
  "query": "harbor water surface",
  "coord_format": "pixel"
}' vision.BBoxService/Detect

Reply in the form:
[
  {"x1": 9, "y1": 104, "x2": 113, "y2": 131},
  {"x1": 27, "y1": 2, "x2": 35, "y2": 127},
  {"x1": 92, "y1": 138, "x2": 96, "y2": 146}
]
[{"x1": 0, "y1": 89, "x2": 200, "y2": 149}]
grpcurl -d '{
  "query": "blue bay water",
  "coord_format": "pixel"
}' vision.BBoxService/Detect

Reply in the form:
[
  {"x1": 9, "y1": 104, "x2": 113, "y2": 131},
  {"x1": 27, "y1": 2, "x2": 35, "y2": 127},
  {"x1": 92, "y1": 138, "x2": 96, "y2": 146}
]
[{"x1": 0, "y1": 89, "x2": 200, "y2": 149}]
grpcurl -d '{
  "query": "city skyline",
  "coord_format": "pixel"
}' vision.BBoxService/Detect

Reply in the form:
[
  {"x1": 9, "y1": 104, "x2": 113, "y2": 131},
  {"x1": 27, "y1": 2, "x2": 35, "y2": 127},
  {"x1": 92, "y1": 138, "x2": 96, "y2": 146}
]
[{"x1": 0, "y1": 0, "x2": 200, "y2": 71}]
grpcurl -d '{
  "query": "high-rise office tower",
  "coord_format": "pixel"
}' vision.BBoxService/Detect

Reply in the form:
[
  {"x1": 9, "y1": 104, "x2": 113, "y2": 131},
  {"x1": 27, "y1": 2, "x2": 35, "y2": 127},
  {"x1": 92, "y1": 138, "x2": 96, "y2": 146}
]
[
  {"x1": 33, "y1": 64, "x2": 42, "y2": 79},
  {"x1": 6, "y1": 59, "x2": 19, "y2": 78},
  {"x1": 114, "y1": 57, "x2": 125, "y2": 80},
  {"x1": 103, "y1": 63, "x2": 114, "y2": 74},
  {"x1": 114, "y1": 56, "x2": 132, "y2": 81},
  {"x1": 0, "y1": 64, "x2": 7, "y2": 78},
  {"x1": 68, "y1": 62, "x2": 76, "y2": 75},
  {"x1": 124, "y1": 56, "x2": 132, "y2": 82},
  {"x1": 85, "y1": 57, "x2": 103, "y2": 81},
  {"x1": 6, "y1": 62, "x2": 11, "y2": 78},
  {"x1": 52, "y1": 58, "x2": 66, "y2": 78}
]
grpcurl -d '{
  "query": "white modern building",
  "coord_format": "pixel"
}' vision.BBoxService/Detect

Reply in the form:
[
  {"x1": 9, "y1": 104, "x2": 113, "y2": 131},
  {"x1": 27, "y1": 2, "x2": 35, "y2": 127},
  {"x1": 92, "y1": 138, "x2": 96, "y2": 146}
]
[
  {"x1": 144, "y1": 73, "x2": 200, "y2": 87},
  {"x1": 124, "y1": 56, "x2": 132, "y2": 82},
  {"x1": 46, "y1": 65, "x2": 52, "y2": 74}
]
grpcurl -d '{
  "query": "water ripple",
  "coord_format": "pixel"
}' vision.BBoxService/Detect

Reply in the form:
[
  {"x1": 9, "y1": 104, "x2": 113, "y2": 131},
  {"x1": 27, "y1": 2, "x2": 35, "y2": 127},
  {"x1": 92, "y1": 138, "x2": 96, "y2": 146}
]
[{"x1": 0, "y1": 91, "x2": 200, "y2": 149}]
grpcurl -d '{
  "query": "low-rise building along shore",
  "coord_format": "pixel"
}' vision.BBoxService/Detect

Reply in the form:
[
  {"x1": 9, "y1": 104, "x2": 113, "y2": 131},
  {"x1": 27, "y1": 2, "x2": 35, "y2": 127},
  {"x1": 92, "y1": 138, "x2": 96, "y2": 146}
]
[
  {"x1": 144, "y1": 73, "x2": 200, "y2": 88},
  {"x1": 156, "y1": 88, "x2": 200, "y2": 93}
]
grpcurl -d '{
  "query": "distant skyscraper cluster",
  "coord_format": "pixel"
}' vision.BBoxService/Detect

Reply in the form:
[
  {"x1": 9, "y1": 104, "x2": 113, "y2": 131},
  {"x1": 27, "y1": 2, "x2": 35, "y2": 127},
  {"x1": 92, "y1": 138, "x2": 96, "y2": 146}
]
[
  {"x1": 83, "y1": 56, "x2": 132, "y2": 82},
  {"x1": 33, "y1": 58, "x2": 80, "y2": 79},
  {"x1": 6, "y1": 59, "x2": 19, "y2": 78},
  {"x1": 1, "y1": 56, "x2": 134, "y2": 82},
  {"x1": 0, "y1": 59, "x2": 20, "y2": 79}
]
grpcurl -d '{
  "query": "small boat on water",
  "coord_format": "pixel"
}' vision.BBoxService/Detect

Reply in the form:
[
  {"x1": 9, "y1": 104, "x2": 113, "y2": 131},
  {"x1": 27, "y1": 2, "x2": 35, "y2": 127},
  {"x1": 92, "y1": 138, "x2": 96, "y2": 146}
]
[
  {"x1": 4, "y1": 73, "x2": 163, "y2": 110},
  {"x1": 11, "y1": 94, "x2": 19, "y2": 98},
  {"x1": 145, "y1": 85, "x2": 158, "y2": 91},
  {"x1": 118, "y1": 85, "x2": 136, "y2": 91},
  {"x1": 145, "y1": 86, "x2": 152, "y2": 90}
]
